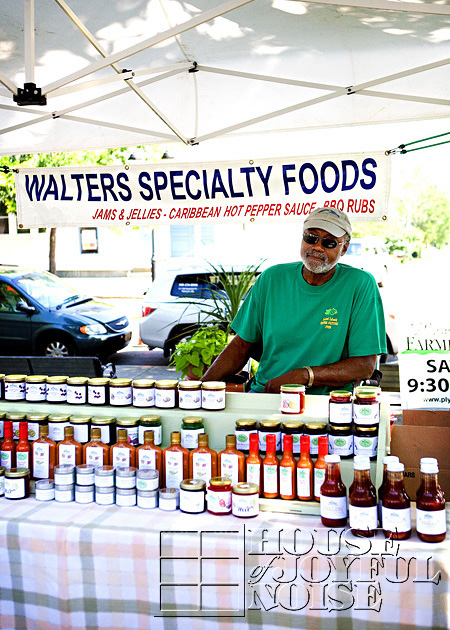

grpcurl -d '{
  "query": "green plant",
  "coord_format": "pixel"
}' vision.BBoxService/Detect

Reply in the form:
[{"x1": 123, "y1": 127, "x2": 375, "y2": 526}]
[{"x1": 170, "y1": 326, "x2": 229, "y2": 378}]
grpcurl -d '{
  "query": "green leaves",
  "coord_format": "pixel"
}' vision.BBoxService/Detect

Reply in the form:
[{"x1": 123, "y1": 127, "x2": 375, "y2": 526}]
[{"x1": 170, "y1": 326, "x2": 229, "y2": 379}]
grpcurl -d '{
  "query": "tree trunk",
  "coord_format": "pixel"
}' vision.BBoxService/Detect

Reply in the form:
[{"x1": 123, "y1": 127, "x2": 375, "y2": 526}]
[{"x1": 49, "y1": 227, "x2": 57, "y2": 274}]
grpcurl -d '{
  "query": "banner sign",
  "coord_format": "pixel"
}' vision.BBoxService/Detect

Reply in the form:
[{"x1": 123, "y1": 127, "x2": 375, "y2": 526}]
[
  {"x1": 399, "y1": 321, "x2": 450, "y2": 409},
  {"x1": 15, "y1": 152, "x2": 391, "y2": 228}
]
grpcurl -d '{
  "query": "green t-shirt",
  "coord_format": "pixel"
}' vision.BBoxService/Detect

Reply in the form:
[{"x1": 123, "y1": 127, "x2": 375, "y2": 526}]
[{"x1": 232, "y1": 262, "x2": 387, "y2": 394}]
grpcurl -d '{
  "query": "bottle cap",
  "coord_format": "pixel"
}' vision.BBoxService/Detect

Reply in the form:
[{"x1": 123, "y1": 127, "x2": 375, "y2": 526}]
[
  {"x1": 117, "y1": 429, "x2": 128, "y2": 441},
  {"x1": 170, "y1": 431, "x2": 181, "y2": 445},
  {"x1": 382, "y1": 455, "x2": 399, "y2": 465},
  {"x1": 265, "y1": 434, "x2": 276, "y2": 451},
  {"x1": 353, "y1": 455, "x2": 370, "y2": 470},
  {"x1": 197, "y1": 433, "x2": 209, "y2": 446},
  {"x1": 283, "y1": 434, "x2": 293, "y2": 451},
  {"x1": 90, "y1": 428, "x2": 101, "y2": 440},
  {"x1": 420, "y1": 462, "x2": 439, "y2": 474},
  {"x1": 387, "y1": 462, "x2": 404, "y2": 473},
  {"x1": 420, "y1": 457, "x2": 438, "y2": 466},
  {"x1": 300, "y1": 435, "x2": 310, "y2": 452},
  {"x1": 318, "y1": 435, "x2": 328, "y2": 456},
  {"x1": 3, "y1": 420, "x2": 13, "y2": 437},
  {"x1": 64, "y1": 426, "x2": 74, "y2": 438},
  {"x1": 324, "y1": 454, "x2": 340, "y2": 463},
  {"x1": 143, "y1": 430, "x2": 155, "y2": 443},
  {"x1": 19, "y1": 421, "x2": 29, "y2": 439},
  {"x1": 39, "y1": 424, "x2": 49, "y2": 437},
  {"x1": 225, "y1": 434, "x2": 237, "y2": 449}
]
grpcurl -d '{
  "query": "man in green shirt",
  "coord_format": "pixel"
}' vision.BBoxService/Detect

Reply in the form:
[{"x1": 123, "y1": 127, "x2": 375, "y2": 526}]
[{"x1": 202, "y1": 207, "x2": 387, "y2": 394}]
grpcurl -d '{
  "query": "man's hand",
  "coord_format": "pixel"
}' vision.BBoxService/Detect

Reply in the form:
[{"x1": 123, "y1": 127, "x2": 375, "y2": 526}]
[{"x1": 263, "y1": 369, "x2": 308, "y2": 393}]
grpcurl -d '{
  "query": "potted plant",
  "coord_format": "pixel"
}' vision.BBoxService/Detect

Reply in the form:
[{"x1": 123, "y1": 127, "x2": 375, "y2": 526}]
[{"x1": 170, "y1": 325, "x2": 229, "y2": 379}]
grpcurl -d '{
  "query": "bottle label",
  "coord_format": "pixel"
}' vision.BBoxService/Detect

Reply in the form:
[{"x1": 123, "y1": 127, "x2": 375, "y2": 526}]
[
  {"x1": 112, "y1": 446, "x2": 131, "y2": 469},
  {"x1": 1, "y1": 450, "x2": 13, "y2": 470},
  {"x1": 58, "y1": 444, "x2": 76, "y2": 465},
  {"x1": 67, "y1": 385, "x2": 86, "y2": 404},
  {"x1": 5, "y1": 477, "x2": 25, "y2": 499},
  {"x1": 138, "y1": 449, "x2": 156, "y2": 470},
  {"x1": 181, "y1": 428, "x2": 204, "y2": 450},
  {"x1": 297, "y1": 467, "x2": 312, "y2": 498},
  {"x1": 86, "y1": 446, "x2": 104, "y2": 468},
  {"x1": 246, "y1": 463, "x2": 261, "y2": 487},
  {"x1": 329, "y1": 402, "x2": 353, "y2": 424},
  {"x1": 279, "y1": 466, "x2": 293, "y2": 496},
  {"x1": 382, "y1": 506, "x2": 412, "y2": 533},
  {"x1": 16, "y1": 451, "x2": 30, "y2": 469},
  {"x1": 263, "y1": 464, "x2": 278, "y2": 494},
  {"x1": 139, "y1": 425, "x2": 161, "y2": 446},
  {"x1": 221, "y1": 453, "x2": 239, "y2": 487},
  {"x1": 416, "y1": 508, "x2": 447, "y2": 536},
  {"x1": 314, "y1": 468, "x2": 325, "y2": 499},
  {"x1": 320, "y1": 494, "x2": 348, "y2": 520},
  {"x1": 33, "y1": 442, "x2": 50, "y2": 478},
  {"x1": 349, "y1": 504, "x2": 378, "y2": 530},
  {"x1": 354, "y1": 403, "x2": 380, "y2": 425},
  {"x1": 165, "y1": 451, "x2": 184, "y2": 488},
  {"x1": 329, "y1": 434, "x2": 354, "y2": 456},
  {"x1": 207, "y1": 489, "x2": 231, "y2": 513},
  {"x1": 192, "y1": 452, "x2": 212, "y2": 482},
  {"x1": 354, "y1": 436, "x2": 378, "y2": 458}
]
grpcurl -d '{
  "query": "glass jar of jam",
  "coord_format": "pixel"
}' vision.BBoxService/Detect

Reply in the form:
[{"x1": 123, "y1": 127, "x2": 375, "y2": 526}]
[
  {"x1": 280, "y1": 384, "x2": 305, "y2": 415},
  {"x1": 91, "y1": 416, "x2": 116, "y2": 446},
  {"x1": 304, "y1": 422, "x2": 328, "y2": 457},
  {"x1": 179, "y1": 479, "x2": 206, "y2": 514},
  {"x1": 207, "y1": 477, "x2": 232, "y2": 515},
  {"x1": 353, "y1": 425, "x2": 378, "y2": 460},
  {"x1": 87, "y1": 378, "x2": 110, "y2": 405},
  {"x1": 69, "y1": 415, "x2": 91, "y2": 445},
  {"x1": 6, "y1": 412, "x2": 27, "y2": 440},
  {"x1": 353, "y1": 388, "x2": 380, "y2": 426},
  {"x1": 232, "y1": 482, "x2": 259, "y2": 518},
  {"x1": 109, "y1": 379, "x2": 133, "y2": 406},
  {"x1": 66, "y1": 377, "x2": 88, "y2": 405},
  {"x1": 328, "y1": 390, "x2": 353, "y2": 425},
  {"x1": 178, "y1": 381, "x2": 202, "y2": 410},
  {"x1": 4, "y1": 375, "x2": 26, "y2": 401},
  {"x1": 139, "y1": 415, "x2": 162, "y2": 446},
  {"x1": 25, "y1": 375, "x2": 47, "y2": 402},
  {"x1": 181, "y1": 416, "x2": 205, "y2": 450},
  {"x1": 258, "y1": 420, "x2": 281, "y2": 453},
  {"x1": 4, "y1": 467, "x2": 31, "y2": 500},
  {"x1": 116, "y1": 417, "x2": 139, "y2": 446},
  {"x1": 46, "y1": 376, "x2": 68, "y2": 403},
  {"x1": 26, "y1": 412, "x2": 48, "y2": 442},
  {"x1": 235, "y1": 419, "x2": 258, "y2": 453},
  {"x1": 201, "y1": 381, "x2": 226, "y2": 411},
  {"x1": 132, "y1": 379, "x2": 155, "y2": 408},
  {"x1": 48, "y1": 414, "x2": 71, "y2": 442},
  {"x1": 328, "y1": 424, "x2": 353, "y2": 458},
  {"x1": 282, "y1": 421, "x2": 303, "y2": 456},
  {"x1": 155, "y1": 379, "x2": 178, "y2": 408}
]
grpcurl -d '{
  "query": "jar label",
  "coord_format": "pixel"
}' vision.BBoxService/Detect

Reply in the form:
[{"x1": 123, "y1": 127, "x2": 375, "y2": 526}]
[
  {"x1": 180, "y1": 488, "x2": 205, "y2": 513},
  {"x1": 88, "y1": 386, "x2": 106, "y2": 405},
  {"x1": 58, "y1": 443, "x2": 76, "y2": 465},
  {"x1": 138, "y1": 448, "x2": 156, "y2": 470},
  {"x1": 97, "y1": 425, "x2": 111, "y2": 445},
  {"x1": 416, "y1": 508, "x2": 447, "y2": 536},
  {"x1": 110, "y1": 386, "x2": 133, "y2": 406},
  {"x1": 5, "y1": 477, "x2": 25, "y2": 499},
  {"x1": 202, "y1": 390, "x2": 226, "y2": 410},
  {"x1": 207, "y1": 489, "x2": 231, "y2": 513},
  {"x1": 232, "y1": 493, "x2": 259, "y2": 517},
  {"x1": 382, "y1": 506, "x2": 411, "y2": 533},
  {"x1": 122, "y1": 426, "x2": 138, "y2": 446},
  {"x1": 354, "y1": 403, "x2": 380, "y2": 425},
  {"x1": 36, "y1": 487, "x2": 55, "y2": 501},
  {"x1": 0, "y1": 422, "x2": 3, "y2": 439},
  {"x1": 116, "y1": 494, "x2": 136, "y2": 507},
  {"x1": 320, "y1": 494, "x2": 348, "y2": 519},
  {"x1": 279, "y1": 466, "x2": 293, "y2": 496},
  {"x1": 16, "y1": 451, "x2": 30, "y2": 469},
  {"x1": 138, "y1": 495, "x2": 158, "y2": 509},
  {"x1": 13, "y1": 422, "x2": 21, "y2": 439},
  {"x1": 181, "y1": 428, "x2": 204, "y2": 450},
  {"x1": 246, "y1": 463, "x2": 261, "y2": 487},
  {"x1": 179, "y1": 390, "x2": 202, "y2": 410},
  {"x1": 349, "y1": 504, "x2": 378, "y2": 530},
  {"x1": 309, "y1": 433, "x2": 327, "y2": 457},
  {"x1": 192, "y1": 452, "x2": 212, "y2": 482},
  {"x1": 67, "y1": 385, "x2": 87, "y2": 404},
  {"x1": 314, "y1": 468, "x2": 325, "y2": 499},
  {"x1": 5, "y1": 382, "x2": 26, "y2": 400},
  {"x1": 112, "y1": 446, "x2": 131, "y2": 468},
  {"x1": 139, "y1": 424, "x2": 162, "y2": 446},
  {"x1": 73, "y1": 424, "x2": 89, "y2": 444},
  {"x1": 28, "y1": 422, "x2": 40, "y2": 442},
  {"x1": 155, "y1": 388, "x2": 176, "y2": 408},
  {"x1": 263, "y1": 463, "x2": 278, "y2": 494},
  {"x1": 33, "y1": 442, "x2": 50, "y2": 478},
  {"x1": 281, "y1": 392, "x2": 301, "y2": 414},
  {"x1": 86, "y1": 446, "x2": 104, "y2": 468},
  {"x1": 96, "y1": 492, "x2": 115, "y2": 505},
  {"x1": 46, "y1": 384, "x2": 67, "y2": 401},
  {"x1": 1, "y1": 450, "x2": 13, "y2": 470},
  {"x1": 235, "y1": 429, "x2": 257, "y2": 452},
  {"x1": 55, "y1": 489, "x2": 74, "y2": 502},
  {"x1": 297, "y1": 467, "x2": 312, "y2": 498},
  {"x1": 165, "y1": 451, "x2": 184, "y2": 489},
  {"x1": 329, "y1": 402, "x2": 353, "y2": 424},
  {"x1": 0, "y1": 477, "x2": 4, "y2": 495},
  {"x1": 133, "y1": 388, "x2": 155, "y2": 407},
  {"x1": 329, "y1": 434, "x2": 354, "y2": 456},
  {"x1": 48, "y1": 422, "x2": 70, "y2": 442},
  {"x1": 221, "y1": 453, "x2": 239, "y2": 486},
  {"x1": 292, "y1": 434, "x2": 301, "y2": 455},
  {"x1": 76, "y1": 490, "x2": 94, "y2": 504},
  {"x1": 259, "y1": 431, "x2": 281, "y2": 453},
  {"x1": 26, "y1": 382, "x2": 47, "y2": 401},
  {"x1": 354, "y1": 436, "x2": 378, "y2": 458}
]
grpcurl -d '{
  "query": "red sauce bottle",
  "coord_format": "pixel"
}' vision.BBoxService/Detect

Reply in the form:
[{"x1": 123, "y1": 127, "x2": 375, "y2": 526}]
[
  {"x1": 189, "y1": 433, "x2": 217, "y2": 484},
  {"x1": 137, "y1": 429, "x2": 163, "y2": 476},
  {"x1": 416, "y1": 460, "x2": 446, "y2": 543},
  {"x1": 57, "y1": 426, "x2": 82, "y2": 466},
  {"x1": 320, "y1": 454, "x2": 348, "y2": 527},
  {"x1": 279, "y1": 434, "x2": 296, "y2": 500},
  {"x1": 381, "y1": 461, "x2": 411, "y2": 540},
  {"x1": 219, "y1": 434, "x2": 245, "y2": 487},
  {"x1": 377, "y1": 455, "x2": 399, "y2": 525},
  {"x1": 297, "y1": 435, "x2": 313, "y2": 501},
  {"x1": 1, "y1": 420, "x2": 16, "y2": 470},
  {"x1": 32, "y1": 425, "x2": 56, "y2": 480},
  {"x1": 111, "y1": 428, "x2": 136, "y2": 469},
  {"x1": 163, "y1": 431, "x2": 189, "y2": 489},
  {"x1": 245, "y1": 433, "x2": 262, "y2": 496},
  {"x1": 314, "y1": 435, "x2": 328, "y2": 501},
  {"x1": 83, "y1": 427, "x2": 110, "y2": 467},
  {"x1": 262, "y1": 434, "x2": 279, "y2": 499},
  {"x1": 16, "y1": 421, "x2": 32, "y2": 470},
  {"x1": 349, "y1": 455, "x2": 377, "y2": 537}
]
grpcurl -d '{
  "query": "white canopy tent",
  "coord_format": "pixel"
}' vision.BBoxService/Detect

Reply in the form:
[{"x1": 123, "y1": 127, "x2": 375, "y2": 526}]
[{"x1": 1, "y1": 0, "x2": 450, "y2": 156}]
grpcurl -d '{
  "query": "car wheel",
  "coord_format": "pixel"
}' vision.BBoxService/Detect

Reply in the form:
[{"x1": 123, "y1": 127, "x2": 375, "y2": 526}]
[{"x1": 40, "y1": 335, "x2": 75, "y2": 357}]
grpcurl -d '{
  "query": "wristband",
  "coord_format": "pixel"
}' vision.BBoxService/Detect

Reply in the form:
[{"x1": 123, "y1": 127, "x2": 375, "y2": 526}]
[{"x1": 304, "y1": 366, "x2": 314, "y2": 388}]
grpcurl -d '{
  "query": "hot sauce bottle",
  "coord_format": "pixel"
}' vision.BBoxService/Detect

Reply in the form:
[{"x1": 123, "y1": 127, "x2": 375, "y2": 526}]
[
  {"x1": 164, "y1": 431, "x2": 189, "y2": 489},
  {"x1": 320, "y1": 454, "x2": 348, "y2": 527},
  {"x1": 381, "y1": 461, "x2": 411, "y2": 540},
  {"x1": 16, "y1": 421, "x2": 32, "y2": 470},
  {"x1": 314, "y1": 435, "x2": 328, "y2": 502},
  {"x1": 1, "y1": 421, "x2": 16, "y2": 470},
  {"x1": 377, "y1": 455, "x2": 399, "y2": 525},
  {"x1": 137, "y1": 429, "x2": 163, "y2": 476},
  {"x1": 111, "y1": 428, "x2": 136, "y2": 469},
  {"x1": 189, "y1": 433, "x2": 217, "y2": 484},
  {"x1": 57, "y1": 426, "x2": 82, "y2": 466},
  {"x1": 83, "y1": 427, "x2": 110, "y2": 468},
  {"x1": 349, "y1": 455, "x2": 377, "y2": 537},
  {"x1": 245, "y1": 433, "x2": 262, "y2": 495},
  {"x1": 219, "y1": 434, "x2": 245, "y2": 487},
  {"x1": 297, "y1": 435, "x2": 313, "y2": 501},
  {"x1": 32, "y1": 425, "x2": 56, "y2": 480},
  {"x1": 262, "y1": 434, "x2": 279, "y2": 499},
  {"x1": 279, "y1": 434, "x2": 296, "y2": 500},
  {"x1": 416, "y1": 460, "x2": 446, "y2": 543}
]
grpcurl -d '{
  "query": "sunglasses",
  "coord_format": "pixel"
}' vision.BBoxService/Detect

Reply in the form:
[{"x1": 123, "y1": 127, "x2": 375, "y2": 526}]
[{"x1": 303, "y1": 231, "x2": 346, "y2": 250}]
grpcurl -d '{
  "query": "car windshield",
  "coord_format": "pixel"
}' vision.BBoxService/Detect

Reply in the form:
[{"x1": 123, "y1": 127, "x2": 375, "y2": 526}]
[
  {"x1": 346, "y1": 243, "x2": 362, "y2": 256},
  {"x1": 16, "y1": 272, "x2": 79, "y2": 309}
]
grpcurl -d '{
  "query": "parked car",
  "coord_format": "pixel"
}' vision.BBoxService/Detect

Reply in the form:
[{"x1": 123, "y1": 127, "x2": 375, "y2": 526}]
[
  {"x1": 139, "y1": 264, "x2": 398, "y2": 363},
  {"x1": 0, "y1": 265, "x2": 132, "y2": 358},
  {"x1": 344, "y1": 237, "x2": 391, "y2": 287}
]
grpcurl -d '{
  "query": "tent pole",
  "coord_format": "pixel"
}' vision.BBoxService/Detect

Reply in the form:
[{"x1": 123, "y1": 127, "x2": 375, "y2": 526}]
[{"x1": 24, "y1": 0, "x2": 35, "y2": 84}]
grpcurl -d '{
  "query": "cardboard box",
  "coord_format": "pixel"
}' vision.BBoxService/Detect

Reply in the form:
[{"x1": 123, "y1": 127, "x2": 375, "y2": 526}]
[{"x1": 390, "y1": 410, "x2": 450, "y2": 501}]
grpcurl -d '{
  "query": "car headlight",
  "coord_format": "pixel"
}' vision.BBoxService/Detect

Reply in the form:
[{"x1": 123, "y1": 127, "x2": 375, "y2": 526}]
[{"x1": 80, "y1": 323, "x2": 108, "y2": 335}]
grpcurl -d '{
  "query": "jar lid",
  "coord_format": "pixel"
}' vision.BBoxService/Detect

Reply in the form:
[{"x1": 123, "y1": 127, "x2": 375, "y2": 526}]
[
  {"x1": 116, "y1": 466, "x2": 137, "y2": 477},
  {"x1": 132, "y1": 379, "x2": 155, "y2": 387},
  {"x1": 110, "y1": 378, "x2": 133, "y2": 387},
  {"x1": 178, "y1": 380, "x2": 202, "y2": 389},
  {"x1": 25, "y1": 375, "x2": 47, "y2": 383},
  {"x1": 54, "y1": 464, "x2": 75, "y2": 474},
  {"x1": 96, "y1": 486, "x2": 115, "y2": 493},
  {"x1": 95, "y1": 465, "x2": 115, "y2": 476},
  {"x1": 46, "y1": 376, "x2": 68, "y2": 384},
  {"x1": 26, "y1": 413, "x2": 49, "y2": 421},
  {"x1": 55, "y1": 484, "x2": 75, "y2": 491},
  {"x1": 116, "y1": 487, "x2": 136, "y2": 495},
  {"x1": 67, "y1": 377, "x2": 88, "y2": 385},
  {"x1": 87, "y1": 378, "x2": 110, "y2": 386},
  {"x1": 77, "y1": 464, "x2": 95, "y2": 474},
  {"x1": 91, "y1": 416, "x2": 115, "y2": 425},
  {"x1": 137, "y1": 468, "x2": 159, "y2": 480},
  {"x1": 280, "y1": 384, "x2": 305, "y2": 393},
  {"x1": 282, "y1": 421, "x2": 303, "y2": 429},
  {"x1": 155, "y1": 379, "x2": 178, "y2": 388},
  {"x1": 35, "y1": 479, "x2": 54, "y2": 490},
  {"x1": 331, "y1": 424, "x2": 352, "y2": 431},
  {"x1": 116, "y1": 417, "x2": 139, "y2": 426},
  {"x1": 5, "y1": 467, "x2": 30, "y2": 478},
  {"x1": 356, "y1": 391, "x2": 378, "y2": 399},
  {"x1": 180, "y1": 478, "x2": 206, "y2": 491},
  {"x1": 159, "y1": 487, "x2": 180, "y2": 498},
  {"x1": 75, "y1": 484, "x2": 94, "y2": 492},
  {"x1": 209, "y1": 476, "x2": 232, "y2": 487},
  {"x1": 356, "y1": 426, "x2": 378, "y2": 433},
  {"x1": 137, "y1": 489, "x2": 158, "y2": 497},
  {"x1": 259, "y1": 420, "x2": 281, "y2": 429},
  {"x1": 305, "y1": 422, "x2": 327, "y2": 431},
  {"x1": 330, "y1": 390, "x2": 352, "y2": 398},
  {"x1": 182, "y1": 416, "x2": 204, "y2": 425},
  {"x1": 139, "y1": 415, "x2": 161, "y2": 424},
  {"x1": 201, "y1": 381, "x2": 226, "y2": 390},
  {"x1": 69, "y1": 415, "x2": 92, "y2": 424},
  {"x1": 6, "y1": 412, "x2": 27, "y2": 421},
  {"x1": 232, "y1": 482, "x2": 258, "y2": 495},
  {"x1": 235, "y1": 419, "x2": 257, "y2": 428},
  {"x1": 48, "y1": 415, "x2": 71, "y2": 422},
  {"x1": 5, "y1": 374, "x2": 26, "y2": 382}
]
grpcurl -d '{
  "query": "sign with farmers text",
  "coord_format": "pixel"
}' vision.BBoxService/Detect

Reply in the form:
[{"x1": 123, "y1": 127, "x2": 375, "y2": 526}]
[
  {"x1": 399, "y1": 321, "x2": 450, "y2": 409},
  {"x1": 15, "y1": 152, "x2": 391, "y2": 228}
]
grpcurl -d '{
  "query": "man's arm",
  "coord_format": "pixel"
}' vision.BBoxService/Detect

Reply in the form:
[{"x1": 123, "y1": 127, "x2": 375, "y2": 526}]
[
  {"x1": 263, "y1": 355, "x2": 377, "y2": 393},
  {"x1": 202, "y1": 334, "x2": 253, "y2": 382}
]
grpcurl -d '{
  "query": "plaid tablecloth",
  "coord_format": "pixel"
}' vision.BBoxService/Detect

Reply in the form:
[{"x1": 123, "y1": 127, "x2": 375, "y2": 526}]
[{"x1": 0, "y1": 498, "x2": 448, "y2": 630}]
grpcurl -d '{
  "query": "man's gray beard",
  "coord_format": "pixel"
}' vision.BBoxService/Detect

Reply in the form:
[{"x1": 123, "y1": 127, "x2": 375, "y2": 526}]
[{"x1": 301, "y1": 251, "x2": 337, "y2": 274}]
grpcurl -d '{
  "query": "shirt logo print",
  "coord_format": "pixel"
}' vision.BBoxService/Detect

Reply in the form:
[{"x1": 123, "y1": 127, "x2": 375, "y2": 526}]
[{"x1": 321, "y1": 307, "x2": 338, "y2": 329}]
